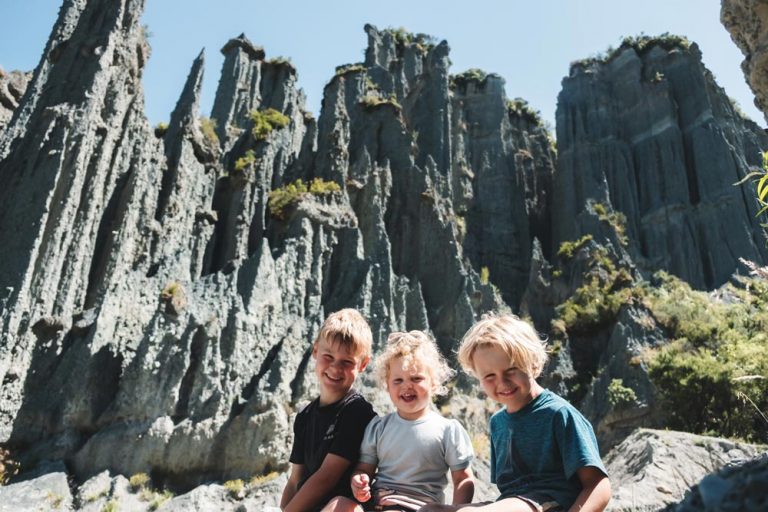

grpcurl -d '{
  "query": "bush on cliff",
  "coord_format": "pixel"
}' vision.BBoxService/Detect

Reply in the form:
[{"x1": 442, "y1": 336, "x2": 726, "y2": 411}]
[
  {"x1": 645, "y1": 272, "x2": 768, "y2": 443},
  {"x1": 268, "y1": 178, "x2": 341, "y2": 219},
  {"x1": 250, "y1": 108, "x2": 290, "y2": 141}
]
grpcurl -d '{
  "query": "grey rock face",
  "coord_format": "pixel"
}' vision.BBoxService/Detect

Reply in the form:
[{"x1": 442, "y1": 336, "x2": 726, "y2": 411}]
[
  {"x1": 664, "y1": 452, "x2": 768, "y2": 512},
  {"x1": 721, "y1": 0, "x2": 768, "y2": 123},
  {"x1": 0, "y1": 468, "x2": 73, "y2": 512},
  {"x1": 579, "y1": 304, "x2": 668, "y2": 450},
  {"x1": 555, "y1": 41, "x2": 768, "y2": 290},
  {"x1": 0, "y1": 0, "x2": 516, "y2": 487},
  {"x1": 604, "y1": 429, "x2": 763, "y2": 511},
  {"x1": 0, "y1": 68, "x2": 31, "y2": 132},
  {"x1": 452, "y1": 77, "x2": 556, "y2": 308},
  {"x1": 2, "y1": 1, "x2": 768, "y2": 509}
]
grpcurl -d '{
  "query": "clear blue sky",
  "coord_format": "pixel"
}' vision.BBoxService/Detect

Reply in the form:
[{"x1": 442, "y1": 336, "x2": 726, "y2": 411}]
[{"x1": 0, "y1": 1, "x2": 763, "y2": 129}]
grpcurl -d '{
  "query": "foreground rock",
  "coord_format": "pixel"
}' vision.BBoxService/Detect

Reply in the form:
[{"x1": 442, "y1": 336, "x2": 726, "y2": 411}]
[
  {"x1": 604, "y1": 429, "x2": 764, "y2": 511},
  {"x1": 664, "y1": 451, "x2": 768, "y2": 512}
]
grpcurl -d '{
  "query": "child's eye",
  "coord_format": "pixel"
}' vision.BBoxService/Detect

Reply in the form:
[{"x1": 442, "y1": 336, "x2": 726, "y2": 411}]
[
  {"x1": 393, "y1": 379, "x2": 403, "y2": 385},
  {"x1": 412, "y1": 376, "x2": 424, "y2": 382}
]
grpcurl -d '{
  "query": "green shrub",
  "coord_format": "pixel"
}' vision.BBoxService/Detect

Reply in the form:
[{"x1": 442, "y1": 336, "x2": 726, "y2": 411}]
[
  {"x1": 381, "y1": 27, "x2": 436, "y2": 53},
  {"x1": 160, "y1": 282, "x2": 182, "y2": 301},
  {"x1": 570, "y1": 33, "x2": 691, "y2": 73},
  {"x1": 645, "y1": 272, "x2": 768, "y2": 442},
  {"x1": 148, "y1": 490, "x2": 173, "y2": 510},
  {"x1": 267, "y1": 178, "x2": 341, "y2": 219},
  {"x1": 224, "y1": 479, "x2": 245, "y2": 499},
  {"x1": 554, "y1": 245, "x2": 637, "y2": 333},
  {"x1": 309, "y1": 177, "x2": 341, "y2": 195},
  {"x1": 335, "y1": 64, "x2": 367, "y2": 76},
  {"x1": 507, "y1": 98, "x2": 543, "y2": 127},
  {"x1": 129, "y1": 472, "x2": 150, "y2": 492},
  {"x1": 480, "y1": 266, "x2": 490, "y2": 285},
  {"x1": 607, "y1": 379, "x2": 637, "y2": 409},
  {"x1": 233, "y1": 149, "x2": 257, "y2": 173},
  {"x1": 557, "y1": 234, "x2": 593, "y2": 259},
  {"x1": 250, "y1": 108, "x2": 290, "y2": 140},
  {"x1": 102, "y1": 500, "x2": 119, "y2": 512},
  {"x1": 450, "y1": 68, "x2": 488, "y2": 89},
  {"x1": 592, "y1": 202, "x2": 629, "y2": 246},
  {"x1": 199, "y1": 117, "x2": 219, "y2": 146},
  {"x1": 154, "y1": 122, "x2": 168, "y2": 138},
  {"x1": 359, "y1": 94, "x2": 401, "y2": 110},
  {"x1": 250, "y1": 471, "x2": 279, "y2": 486}
]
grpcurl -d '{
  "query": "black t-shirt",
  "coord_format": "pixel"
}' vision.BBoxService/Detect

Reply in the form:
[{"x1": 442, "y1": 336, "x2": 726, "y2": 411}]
[{"x1": 289, "y1": 389, "x2": 376, "y2": 510}]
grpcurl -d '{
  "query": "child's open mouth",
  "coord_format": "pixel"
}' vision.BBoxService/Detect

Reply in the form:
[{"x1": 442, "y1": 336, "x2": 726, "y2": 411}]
[{"x1": 400, "y1": 393, "x2": 416, "y2": 402}]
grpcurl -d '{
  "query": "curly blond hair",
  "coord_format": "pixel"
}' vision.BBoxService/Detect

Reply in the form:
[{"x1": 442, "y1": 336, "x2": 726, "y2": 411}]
[
  {"x1": 458, "y1": 312, "x2": 548, "y2": 378},
  {"x1": 374, "y1": 331, "x2": 454, "y2": 396}
]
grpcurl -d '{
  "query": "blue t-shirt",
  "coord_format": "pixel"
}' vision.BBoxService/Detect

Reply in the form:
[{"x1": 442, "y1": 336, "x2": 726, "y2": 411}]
[{"x1": 490, "y1": 389, "x2": 607, "y2": 508}]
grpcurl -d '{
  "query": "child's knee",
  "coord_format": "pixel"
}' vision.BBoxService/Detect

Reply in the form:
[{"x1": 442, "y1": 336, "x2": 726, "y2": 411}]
[
  {"x1": 322, "y1": 496, "x2": 362, "y2": 512},
  {"x1": 419, "y1": 505, "x2": 451, "y2": 512}
]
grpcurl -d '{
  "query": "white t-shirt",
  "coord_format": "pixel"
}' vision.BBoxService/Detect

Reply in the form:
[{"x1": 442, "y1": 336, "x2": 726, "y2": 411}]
[{"x1": 359, "y1": 410, "x2": 474, "y2": 503}]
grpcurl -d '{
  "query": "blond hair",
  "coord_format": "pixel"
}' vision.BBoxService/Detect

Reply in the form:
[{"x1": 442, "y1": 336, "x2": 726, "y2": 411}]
[
  {"x1": 314, "y1": 308, "x2": 373, "y2": 359},
  {"x1": 374, "y1": 331, "x2": 454, "y2": 396},
  {"x1": 458, "y1": 313, "x2": 548, "y2": 378}
]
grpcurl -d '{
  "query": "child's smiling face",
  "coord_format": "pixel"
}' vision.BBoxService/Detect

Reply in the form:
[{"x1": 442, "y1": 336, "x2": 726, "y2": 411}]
[
  {"x1": 386, "y1": 355, "x2": 434, "y2": 421},
  {"x1": 313, "y1": 336, "x2": 369, "y2": 405},
  {"x1": 472, "y1": 344, "x2": 542, "y2": 413}
]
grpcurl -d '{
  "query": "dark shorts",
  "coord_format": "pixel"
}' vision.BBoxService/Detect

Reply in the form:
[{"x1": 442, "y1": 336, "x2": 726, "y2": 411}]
[{"x1": 503, "y1": 493, "x2": 563, "y2": 512}]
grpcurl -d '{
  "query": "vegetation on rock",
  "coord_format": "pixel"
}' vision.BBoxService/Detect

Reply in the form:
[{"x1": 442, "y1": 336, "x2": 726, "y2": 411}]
[
  {"x1": 223, "y1": 479, "x2": 245, "y2": 499},
  {"x1": 506, "y1": 98, "x2": 544, "y2": 128},
  {"x1": 450, "y1": 68, "x2": 488, "y2": 89},
  {"x1": 129, "y1": 472, "x2": 150, "y2": 492},
  {"x1": 233, "y1": 149, "x2": 257, "y2": 173},
  {"x1": 267, "y1": 178, "x2": 341, "y2": 219},
  {"x1": 199, "y1": 117, "x2": 219, "y2": 146},
  {"x1": 592, "y1": 202, "x2": 629, "y2": 246},
  {"x1": 249, "y1": 108, "x2": 290, "y2": 140},
  {"x1": 607, "y1": 378, "x2": 638, "y2": 409},
  {"x1": 645, "y1": 272, "x2": 768, "y2": 443},
  {"x1": 153, "y1": 122, "x2": 168, "y2": 138},
  {"x1": 360, "y1": 93, "x2": 401, "y2": 110},
  {"x1": 555, "y1": 245, "x2": 636, "y2": 334},
  {"x1": 570, "y1": 32, "x2": 692, "y2": 72},
  {"x1": 556, "y1": 234, "x2": 593, "y2": 259}
]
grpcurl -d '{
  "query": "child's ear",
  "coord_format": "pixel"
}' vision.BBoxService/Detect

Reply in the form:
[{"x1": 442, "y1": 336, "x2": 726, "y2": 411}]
[
  {"x1": 358, "y1": 355, "x2": 371, "y2": 371},
  {"x1": 311, "y1": 343, "x2": 318, "y2": 359}
]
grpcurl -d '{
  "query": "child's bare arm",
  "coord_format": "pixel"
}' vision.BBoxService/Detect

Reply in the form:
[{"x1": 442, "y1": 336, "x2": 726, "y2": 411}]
[
  {"x1": 449, "y1": 467, "x2": 474, "y2": 505},
  {"x1": 283, "y1": 454, "x2": 352, "y2": 512},
  {"x1": 280, "y1": 463, "x2": 304, "y2": 510},
  {"x1": 568, "y1": 466, "x2": 610, "y2": 512}
]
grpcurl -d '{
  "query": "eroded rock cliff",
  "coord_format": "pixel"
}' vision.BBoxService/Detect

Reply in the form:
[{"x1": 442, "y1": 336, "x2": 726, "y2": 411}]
[{"x1": 0, "y1": 0, "x2": 767, "y2": 509}]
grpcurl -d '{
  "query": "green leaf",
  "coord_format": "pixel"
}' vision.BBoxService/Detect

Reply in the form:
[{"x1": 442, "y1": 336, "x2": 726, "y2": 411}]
[{"x1": 757, "y1": 173, "x2": 768, "y2": 201}]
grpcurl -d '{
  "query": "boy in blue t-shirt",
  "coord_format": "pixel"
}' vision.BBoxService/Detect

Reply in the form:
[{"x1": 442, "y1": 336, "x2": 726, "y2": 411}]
[{"x1": 421, "y1": 313, "x2": 610, "y2": 512}]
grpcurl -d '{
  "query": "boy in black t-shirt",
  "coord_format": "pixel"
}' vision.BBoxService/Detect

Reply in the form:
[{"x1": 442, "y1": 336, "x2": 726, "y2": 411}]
[{"x1": 281, "y1": 309, "x2": 377, "y2": 512}]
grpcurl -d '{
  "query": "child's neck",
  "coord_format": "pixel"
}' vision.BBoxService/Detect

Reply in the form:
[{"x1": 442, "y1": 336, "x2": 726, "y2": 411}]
[
  {"x1": 318, "y1": 388, "x2": 349, "y2": 406},
  {"x1": 396, "y1": 406, "x2": 430, "y2": 421},
  {"x1": 507, "y1": 382, "x2": 544, "y2": 413}
]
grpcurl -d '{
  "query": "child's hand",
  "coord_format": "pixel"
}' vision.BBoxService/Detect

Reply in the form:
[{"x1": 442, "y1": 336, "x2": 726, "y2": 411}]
[{"x1": 351, "y1": 472, "x2": 371, "y2": 502}]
